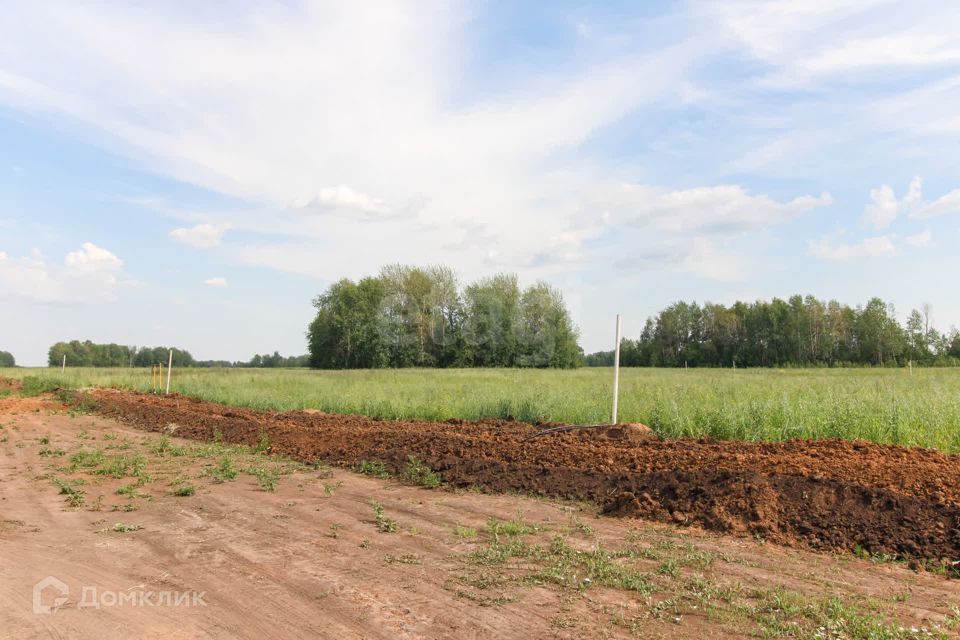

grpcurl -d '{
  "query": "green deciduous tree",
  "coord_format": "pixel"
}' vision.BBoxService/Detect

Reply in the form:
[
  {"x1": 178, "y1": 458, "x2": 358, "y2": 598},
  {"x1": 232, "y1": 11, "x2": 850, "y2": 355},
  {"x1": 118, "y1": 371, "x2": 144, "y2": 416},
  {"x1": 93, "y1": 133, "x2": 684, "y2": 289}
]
[
  {"x1": 47, "y1": 342, "x2": 194, "y2": 368},
  {"x1": 584, "y1": 296, "x2": 955, "y2": 368},
  {"x1": 306, "y1": 266, "x2": 582, "y2": 369},
  {"x1": 308, "y1": 277, "x2": 388, "y2": 369}
]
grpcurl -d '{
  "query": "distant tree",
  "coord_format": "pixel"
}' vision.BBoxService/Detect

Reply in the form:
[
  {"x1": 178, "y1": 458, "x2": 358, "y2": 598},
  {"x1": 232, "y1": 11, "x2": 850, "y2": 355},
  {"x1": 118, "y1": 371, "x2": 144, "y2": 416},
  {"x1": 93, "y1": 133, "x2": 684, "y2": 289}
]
[
  {"x1": 515, "y1": 282, "x2": 580, "y2": 368},
  {"x1": 583, "y1": 349, "x2": 614, "y2": 367},
  {"x1": 195, "y1": 360, "x2": 240, "y2": 368},
  {"x1": 584, "y1": 295, "x2": 953, "y2": 368},
  {"x1": 308, "y1": 277, "x2": 388, "y2": 368},
  {"x1": 906, "y1": 309, "x2": 931, "y2": 365},
  {"x1": 950, "y1": 330, "x2": 960, "y2": 359},
  {"x1": 379, "y1": 264, "x2": 434, "y2": 367},
  {"x1": 424, "y1": 265, "x2": 463, "y2": 367},
  {"x1": 306, "y1": 266, "x2": 582, "y2": 369},
  {"x1": 243, "y1": 352, "x2": 308, "y2": 367},
  {"x1": 461, "y1": 273, "x2": 522, "y2": 367},
  {"x1": 49, "y1": 342, "x2": 193, "y2": 368},
  {"x1": 0, "y1": 350, "x2": 14, "y2": 367}
]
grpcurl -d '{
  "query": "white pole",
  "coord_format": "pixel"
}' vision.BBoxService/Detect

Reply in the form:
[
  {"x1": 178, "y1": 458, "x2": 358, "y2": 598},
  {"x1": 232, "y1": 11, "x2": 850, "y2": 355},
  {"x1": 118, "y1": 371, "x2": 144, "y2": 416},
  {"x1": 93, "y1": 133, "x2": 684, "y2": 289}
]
[
  {"x1": 165, "y1": 349, "x2": 173, "y2": 395},
  {"x1": 61, "y1": 354, "x2": 66, "y2": 373},
  {"x1": 611, "y1": 314, "x2": 622, "y2": 425}
]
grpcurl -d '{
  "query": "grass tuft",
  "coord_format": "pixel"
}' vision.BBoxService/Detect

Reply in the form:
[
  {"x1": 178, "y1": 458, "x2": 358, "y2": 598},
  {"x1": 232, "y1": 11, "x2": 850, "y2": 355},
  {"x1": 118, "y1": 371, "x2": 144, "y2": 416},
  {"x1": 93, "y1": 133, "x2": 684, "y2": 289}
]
[
  {"x1": 403, "y1": 455, "x2": 441, "y2": 488},
  {"x1": 370, "y1": 499, "x2": 398, "y2": 533},
  {"x1": 356, "y1": 460, "x2": 390, "y2": 479},
  {"x1": 172, "y1": 484, "x2": 196, "y2": 497}
]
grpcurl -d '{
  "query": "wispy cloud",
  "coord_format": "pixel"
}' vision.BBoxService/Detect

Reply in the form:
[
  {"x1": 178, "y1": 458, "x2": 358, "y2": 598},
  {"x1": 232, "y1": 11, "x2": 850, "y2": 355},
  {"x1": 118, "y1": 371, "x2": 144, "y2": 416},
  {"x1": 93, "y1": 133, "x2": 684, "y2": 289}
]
[
  {"x1": 905, "y1": 229, "x2": 932, "y2": 247},
  {"x1": 588, "y1": 183, "x2": 831, "y2": 234},
  {"x1": 910, "y1": 188, "x2": 960, "y2": 219},
  {"x1": 809, "y1": 234, "x2": 898, "y2": 261},
  {"x1": 700, "y1": 1, "x2": 960, "y2": 85},
  {"x1": 0, "y1": 2, "x2": 741, "y2": 282}
]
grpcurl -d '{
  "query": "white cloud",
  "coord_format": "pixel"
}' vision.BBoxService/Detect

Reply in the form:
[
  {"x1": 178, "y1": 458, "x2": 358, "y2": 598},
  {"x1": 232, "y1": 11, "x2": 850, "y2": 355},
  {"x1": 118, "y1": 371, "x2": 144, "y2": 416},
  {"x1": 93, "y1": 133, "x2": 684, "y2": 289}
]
[
  {"x1": 169, "y1": 223, "x2": 228, "y2": 248},
  {"x1": 0, "y1": 242, "x2": 123, "y2": 303},
  {"x1": 680, "y1": 237, "x2": 749, "y2": 282},
  {"x1": 905, "y1": 229, "x2": 932, "y2": 247},
  {"x1": 203, "y1": 277, "x2": 227, "y2": 287},
  {"x1": 65, "y1": 241, "x2": 123, "y2": 272},
  {"x1": 796, "y1": 34, "x2": 960, "y2": 80},
  {"x1": 614, "y1": 236, "x2": 749, "y2": 282},
  {"x1": 616, "y1": 235, "x2": 752, "y2": 282},
  {"x1": 911, "y1": 188, "x2": 960, "y2": 219},
  {"x1": 854, "y1": 176, "x2": 960, "y2": 227},
  {"x1": 587, "y1": 183, "x2": 832, "y2": 234},
  {"x1": 809, "y1": 234, "x2": 898, "y2": 261},
  {"x1": 863, "y1": 185, "x2": 898, "y2": 230},
  {"x1": 861, "y1": 177, "x2": 927, "y2": 230},
  {"x1": 291, "y1": 185, "x2": 398, "y2": 219},
  {"x1": 904, "y1": 176, "x2": 923, "y2": 206}
]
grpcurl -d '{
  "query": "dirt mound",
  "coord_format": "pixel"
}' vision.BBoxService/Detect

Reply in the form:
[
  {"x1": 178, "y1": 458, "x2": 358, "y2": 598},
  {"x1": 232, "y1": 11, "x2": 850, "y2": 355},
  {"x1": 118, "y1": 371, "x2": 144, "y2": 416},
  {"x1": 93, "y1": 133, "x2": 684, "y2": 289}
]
[
  {"x1": 600, "y1": 470, "x2": 960, "y2": 558},
  {"x1": 89, "y1": 389, "x2": 960, "y2": 560},
  {"x1": 573, "y1": 423, "x2": 657, "y2": 443}
]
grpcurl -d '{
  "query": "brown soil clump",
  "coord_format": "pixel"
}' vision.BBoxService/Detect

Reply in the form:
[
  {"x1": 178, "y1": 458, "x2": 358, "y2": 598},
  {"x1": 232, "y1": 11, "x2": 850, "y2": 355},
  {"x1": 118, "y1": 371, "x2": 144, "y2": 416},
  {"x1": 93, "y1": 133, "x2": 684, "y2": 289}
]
[{"x1": 90, "y1": 389, "x2": 960, "y2": 560}]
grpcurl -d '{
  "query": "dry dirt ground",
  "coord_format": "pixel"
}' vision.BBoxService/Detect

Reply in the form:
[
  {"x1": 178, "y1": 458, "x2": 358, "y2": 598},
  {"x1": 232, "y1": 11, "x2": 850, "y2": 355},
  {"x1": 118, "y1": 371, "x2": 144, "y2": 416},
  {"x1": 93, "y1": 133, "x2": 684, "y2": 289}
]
[{"x1": 1, "y1": 397, "x2": 959, "y2": 639}]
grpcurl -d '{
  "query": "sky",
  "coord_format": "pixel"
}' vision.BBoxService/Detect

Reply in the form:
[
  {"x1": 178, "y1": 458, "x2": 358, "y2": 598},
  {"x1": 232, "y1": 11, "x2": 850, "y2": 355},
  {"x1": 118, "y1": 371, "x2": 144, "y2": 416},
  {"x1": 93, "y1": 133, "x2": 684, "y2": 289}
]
[{"x1": 1, "y1": 0, "x2": 960, "y2": 366}]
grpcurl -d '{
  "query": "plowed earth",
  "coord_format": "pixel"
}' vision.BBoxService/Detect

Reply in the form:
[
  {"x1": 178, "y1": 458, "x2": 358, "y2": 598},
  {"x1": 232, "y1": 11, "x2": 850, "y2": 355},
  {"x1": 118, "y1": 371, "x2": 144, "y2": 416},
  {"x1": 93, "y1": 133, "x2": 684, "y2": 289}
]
[{"x1": 90, "y1": 389, "x2": 960, "y2": 560}]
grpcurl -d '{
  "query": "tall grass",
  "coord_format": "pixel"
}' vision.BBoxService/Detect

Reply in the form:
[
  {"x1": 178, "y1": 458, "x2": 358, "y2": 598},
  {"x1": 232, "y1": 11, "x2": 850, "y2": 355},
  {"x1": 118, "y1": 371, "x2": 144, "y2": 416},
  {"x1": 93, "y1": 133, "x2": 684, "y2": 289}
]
[{"x1": 3, "y1": 366, "x2": 959, "y2": 451}]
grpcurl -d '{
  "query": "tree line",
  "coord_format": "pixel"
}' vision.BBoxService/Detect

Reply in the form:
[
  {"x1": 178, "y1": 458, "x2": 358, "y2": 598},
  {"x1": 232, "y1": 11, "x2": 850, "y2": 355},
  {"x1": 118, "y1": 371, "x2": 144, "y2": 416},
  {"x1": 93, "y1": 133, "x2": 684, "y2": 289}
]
[
  {"x1": 47, "y1": 341, "x2": 308, "y2": 369},
  {"x1": 307, "y1": 264, "x2": 581, "y2": 369},
  {"x1": 194, "y1": 353, "x2": 310, "y2": 368},
  {"x1": 48, "y1": 341, "x2": 197, "y2": 368},
  {"x1": 584, "y1": 296, "x2": 960, "y2": 368},
  {"x1": 0, "y1": 350, "x2": 14, "y2": 367}
]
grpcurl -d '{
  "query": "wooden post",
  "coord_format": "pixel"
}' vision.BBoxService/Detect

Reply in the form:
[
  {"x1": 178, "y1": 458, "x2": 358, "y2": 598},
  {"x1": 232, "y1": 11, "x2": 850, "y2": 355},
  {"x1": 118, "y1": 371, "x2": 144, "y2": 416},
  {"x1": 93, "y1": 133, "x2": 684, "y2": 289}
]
[
  {"x1": 166, "y1": 349, "x2": 173, "y2": 395},
  {"x1": 612, "y1": 314, "x2": 622, "y2": 425},
  {"x1": 61, "y1": 354, "x2": 66, "y2": 373}
]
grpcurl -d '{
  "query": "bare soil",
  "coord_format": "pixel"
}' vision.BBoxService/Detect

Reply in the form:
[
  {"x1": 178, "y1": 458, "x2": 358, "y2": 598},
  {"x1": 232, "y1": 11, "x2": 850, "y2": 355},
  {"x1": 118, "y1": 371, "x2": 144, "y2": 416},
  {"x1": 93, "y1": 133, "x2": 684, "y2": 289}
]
[
  {"x1": 90, "y1": 389, "x2": 960, "y2": 560},
  {"x1": 2, "y1": 401, "x2": 960, "y2": 638},
  {"x1": 0, "y1": 377, "x2": 22, "y2": 392}
]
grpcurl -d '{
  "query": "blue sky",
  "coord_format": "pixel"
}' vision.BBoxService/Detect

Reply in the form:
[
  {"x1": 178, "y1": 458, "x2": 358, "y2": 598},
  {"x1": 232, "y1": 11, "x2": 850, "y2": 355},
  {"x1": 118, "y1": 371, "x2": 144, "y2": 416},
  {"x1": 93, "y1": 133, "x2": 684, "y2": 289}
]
[{"x1": 2, "y1": 0, "x2": 960, "y2": 365}]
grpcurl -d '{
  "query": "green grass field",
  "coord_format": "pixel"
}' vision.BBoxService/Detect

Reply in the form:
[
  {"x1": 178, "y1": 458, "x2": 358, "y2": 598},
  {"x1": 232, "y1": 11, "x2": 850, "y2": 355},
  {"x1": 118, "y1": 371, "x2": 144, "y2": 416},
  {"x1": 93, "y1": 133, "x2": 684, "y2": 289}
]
[{"x1": 3, "y1": 366, "x2": 959, "y2": 452}]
